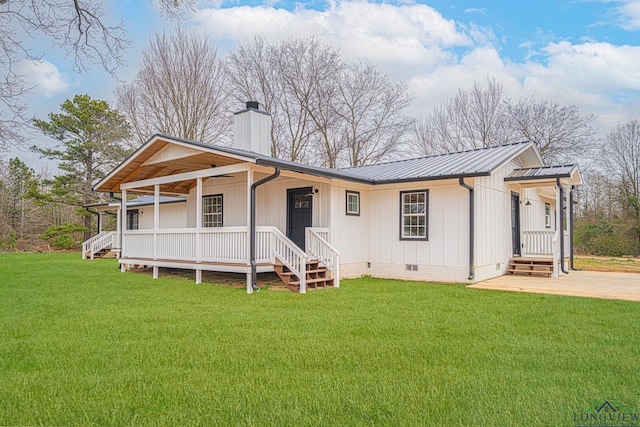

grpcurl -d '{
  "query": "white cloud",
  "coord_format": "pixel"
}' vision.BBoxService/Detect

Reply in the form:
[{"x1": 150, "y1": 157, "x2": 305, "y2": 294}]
[
  {"x1": 615, "y1": 0, "x2": 640, "y2": 30},
  {"x1": 15, "y1": 60, "x2": 69, "y2": 96},
  {"x1": 194, "y1": 2, "x2": 471, "y2": 74},
  {"x1": 464, "y1": 7, "x2": 486, "y2": 14},
  {"x1": 193, "y1": 2, "x2": 640, "y2": 135}
]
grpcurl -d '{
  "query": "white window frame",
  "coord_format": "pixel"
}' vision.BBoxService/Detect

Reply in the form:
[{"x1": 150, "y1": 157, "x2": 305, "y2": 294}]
[
  {"x1": 545, "y1": 203, "x2": 551, "y2": 229},
  {"x1": 400, "y1": 190, "x2": 428, "y2": 240},
  {"x1": 126, "y1": 209, "x2": 139, "y2": 230},
  {"x1": 203, "y1": 194, "x2": 223, "y2": 228},
  {"x1": 346, "y1": 190, "x2": 360, "y2": 216}
]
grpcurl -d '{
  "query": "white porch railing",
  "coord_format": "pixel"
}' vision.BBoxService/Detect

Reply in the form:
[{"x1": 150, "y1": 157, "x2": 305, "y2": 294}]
[
  {"x1": 121, "y1": 226, "x2": 316, "y2": 293},
  {"x1": 123, "y1": 227, "x2": 256, "y2": 264},
  {"x1": 521, "y1": 230, "x2": 555, "y2": 256},
  {"x1": 270, "y1": 227, "x2": 307, "y2": 293},
  {"x1": 82, "y1": 231, "x2": 117, "y2": 259},
  {"x1": 82, "y1": 231, "x2": 108, "y2": 259},
  {"x1": 306, "y1": 228, "x2": 340, "y2": 288}
]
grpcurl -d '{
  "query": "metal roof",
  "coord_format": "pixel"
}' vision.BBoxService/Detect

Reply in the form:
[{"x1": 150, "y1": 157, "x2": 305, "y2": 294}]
[
  {"x1": 505, "y1": 165, "x2": 577, "y2": 181},
  {"x1": 341, "y1": 141, "x2": 534, "y2": 183},
  {"x1": 149, "y1": 135, "x2": 536, "y2": 184},
  {"x1": 85, "y1": 195, "x2": 186, "y2": 209},
  {"x1": 95, "y1": 134, "x2": 542, "y2": 192}
]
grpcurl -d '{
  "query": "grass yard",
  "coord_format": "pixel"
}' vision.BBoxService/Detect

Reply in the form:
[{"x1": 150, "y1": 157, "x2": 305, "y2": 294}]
[{"x1": 1, "y1": 253, "x2": 639, "y2": 426}]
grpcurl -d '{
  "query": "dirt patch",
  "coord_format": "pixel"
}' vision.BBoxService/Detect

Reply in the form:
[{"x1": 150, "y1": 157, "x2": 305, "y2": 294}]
[
  {"x1": 129, "y1": 266, "x2": 287, "y2": 289},
  {"x1": 574, "y1": 256, "x2": 640, "y2": 274}
]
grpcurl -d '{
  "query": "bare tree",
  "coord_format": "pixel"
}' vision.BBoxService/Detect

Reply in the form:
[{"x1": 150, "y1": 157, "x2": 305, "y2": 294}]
[
  {"x1": 227, "y1": 38, "x2": 412, "y2": 167},
  {"x1": 0, "y1": 1, "x2": 198, "y2": 151},
  {"x1": 116, "y1": 28, "x2": 231, "y2": 147},
  {"x1": 226, "y1": 36, "x2": 341, "y2": 163},
  {"x1": 225, "y1": 36, "x2": 281, "y2": 156},
  {"x1": 505, "y1": 97, "x2": 598, "y2": 164},
  {"x1": 601, "y1": 119, "x2": 640, "y2": 250},
  {"x1": 414, "y1": 77, "x2": 514, "y2": 155},
  {"x1": 337, "y1": 61, "x2": 414, "y2": 167}
]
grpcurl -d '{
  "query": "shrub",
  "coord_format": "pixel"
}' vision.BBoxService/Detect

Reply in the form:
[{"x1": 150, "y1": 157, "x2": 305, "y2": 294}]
[{"x1": 38, "y1": 224, "x2": 88, "y2": 250}]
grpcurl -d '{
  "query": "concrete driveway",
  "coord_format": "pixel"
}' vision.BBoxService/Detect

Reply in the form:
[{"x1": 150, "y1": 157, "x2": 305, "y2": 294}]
[{"x1": 468, "y1": 270, "x2": 640, "y2": 302}]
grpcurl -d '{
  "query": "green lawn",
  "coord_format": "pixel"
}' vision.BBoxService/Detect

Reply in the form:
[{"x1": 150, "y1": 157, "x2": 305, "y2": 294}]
[{"x1": 1, "y1": 253, "x2": 639, "y2": 426}]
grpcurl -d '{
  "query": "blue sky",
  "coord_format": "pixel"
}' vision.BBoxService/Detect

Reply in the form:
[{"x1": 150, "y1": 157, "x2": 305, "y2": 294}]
[{"x1": 9, "y1": 0, "x2": 640, "y2": 169}]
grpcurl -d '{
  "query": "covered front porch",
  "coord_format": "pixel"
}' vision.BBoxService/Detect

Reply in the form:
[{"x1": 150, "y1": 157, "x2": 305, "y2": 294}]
[
  {"x1": 506, "y1": 165, "x2": 582, "y2": 278},
  {"x1": 115, "y1": 161, "x2": 340, "y2": 293}
]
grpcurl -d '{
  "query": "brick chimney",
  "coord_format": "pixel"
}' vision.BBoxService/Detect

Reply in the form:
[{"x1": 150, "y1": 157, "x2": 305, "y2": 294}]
[{"x1": 233, "y1": 101, "x2": 272, "y2": 156}]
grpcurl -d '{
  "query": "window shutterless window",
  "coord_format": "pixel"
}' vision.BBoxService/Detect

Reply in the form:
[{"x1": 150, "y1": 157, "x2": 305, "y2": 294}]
[
  {"x1": 203, "y1": 194, "x2": 223, "y2": 227},
  {"x1": 545, "y1": 203, "x2": 551, "y2": 228},
  {"x1": 400, "y1": 190, "x2": 428, "y2": 240},
  {"x1": 346, "y1": 190, "x2": 360, "y2": 216},
  {"x1": 126, "y1": 209, "x2": 139, "y2": 230}
]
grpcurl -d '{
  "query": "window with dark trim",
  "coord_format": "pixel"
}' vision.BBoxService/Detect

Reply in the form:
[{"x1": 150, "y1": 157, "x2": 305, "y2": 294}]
[
  {"x1": 346, "y1": 190, "x2": 360, "y2": 216},
  {"x1": 203, "y1": 194, "x2": 223, "y2": 227},
  {"x1": 400, "y1": 190, "x2": 428, "y2": 240},
  {"x1": 545, "y1": 203, "x2": 551, "y2": 228},
  {"x1": 126, "y1": 209, "x2": 139, "y2": 230}
]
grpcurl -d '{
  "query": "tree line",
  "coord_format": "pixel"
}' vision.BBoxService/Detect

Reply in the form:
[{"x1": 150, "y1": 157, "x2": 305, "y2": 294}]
[{"x1": 0, "y1": 10, "x2": 638, "y2": 255}]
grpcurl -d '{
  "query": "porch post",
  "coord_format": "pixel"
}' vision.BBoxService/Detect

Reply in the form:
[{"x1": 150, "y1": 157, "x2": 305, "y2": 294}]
[
  {"x1": 154, "y1": 184, "x2": 159, "y2": 261},
  {"x1": 98, "y1": 211, "x2": 102, "y2": 233},
  {"x1": 116, "y1": 208, "x2": 122, "y2": 259},
  {"x1": 120, "y1": 189, "x2": 127, "y2": 272},
  {"x1": 196, "y1": 177, "x2": 202, "y2": 263},
  {"x1": 246, "y1": 169, "x2": 253, "y2": 295}
]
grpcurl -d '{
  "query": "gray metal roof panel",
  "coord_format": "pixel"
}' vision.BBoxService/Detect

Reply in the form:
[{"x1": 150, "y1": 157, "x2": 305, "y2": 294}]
[
  {"x1": 85, "y1": 195, "x2": 186, "y2": 208},
  {"x1": 505, "y1": 165, "x2": 577, "y2": 181},
  {"x1": 341, "y1": 141, "x2": 533, "y2": 183}
]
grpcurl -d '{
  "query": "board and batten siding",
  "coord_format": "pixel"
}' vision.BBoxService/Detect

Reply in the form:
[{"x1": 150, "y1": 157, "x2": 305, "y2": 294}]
[
  {"x1": 182, "y1": 172, "x2": 330, "y2": 232},
  {"x1": 185, "y1": 174, "x2": 247, "y2": 227},
  {"x1": 137, "y1": 203, "x2": 187, "y2": 229},
  {"x1": 520, "y1": 188, "x2": 556, "y2": 232},
  {"x1": 331, "y1": 179, "x2": 469, "y2": 282},
  {"x1": 255, "y1": 176, "x2": 330, "y2": 231},
  {"x1": 329, "y1": 181, "x2": 371, "y2": 277}
]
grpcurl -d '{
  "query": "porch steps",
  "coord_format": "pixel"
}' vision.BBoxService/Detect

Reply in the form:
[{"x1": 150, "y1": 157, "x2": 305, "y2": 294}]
[
  {"x1": 86, "y1": 248, "x2": 116, "y2": 259},
  {"x1": 508, "y1": 257, "x2": 553, "y2": 277},
  {"x1": 274, "y1": 260, "x2": 334, "y2": 292}
]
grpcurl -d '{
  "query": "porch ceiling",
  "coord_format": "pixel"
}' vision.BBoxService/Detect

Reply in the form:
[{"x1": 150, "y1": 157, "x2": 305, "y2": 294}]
[{"x1": 95, "y1": 138, "x2": 245, "y2": 194}]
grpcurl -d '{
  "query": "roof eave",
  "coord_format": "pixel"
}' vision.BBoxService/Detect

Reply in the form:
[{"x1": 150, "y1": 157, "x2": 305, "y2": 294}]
[{"x1": 371, "y1": 171, "x2": 491, "y2": 185}]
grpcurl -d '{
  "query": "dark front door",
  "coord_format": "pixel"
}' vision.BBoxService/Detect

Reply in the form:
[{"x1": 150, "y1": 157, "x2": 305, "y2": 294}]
[
  {"x1": 287, "y1": 187, "x2": 313, "y2": 250},
  {"x1": 511, "y1": 193, "x2": 521, "y2": 256}
]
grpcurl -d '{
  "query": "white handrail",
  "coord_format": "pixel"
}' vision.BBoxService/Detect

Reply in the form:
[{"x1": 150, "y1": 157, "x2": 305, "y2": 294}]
[
  {"x1": 521, "y1": 230, "x2": 555, "y2": 256},
  {"x1": 82, "y1": 231, "x2": 108, "y2": 259},
  {"x1": 306, "y1": 228, "x2": 340, "y2": 288},
  {"x1": 88, "y1": 232, "x2": 116, "y2": 260},
  {"x1": 270, "y1": 227, "x2": 307, "y2": 293}
]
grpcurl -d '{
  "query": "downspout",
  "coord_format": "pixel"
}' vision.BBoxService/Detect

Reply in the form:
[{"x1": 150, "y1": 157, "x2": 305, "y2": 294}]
[
  {"x1": 459, "y1": 178, "x2": 474, "y2": 280},
  {"x1": 250, "y1": 167, "x2": 280, "y2": 290},
  {"x1": 569, "y1": 185, "x2": 581, "y2": 271},
  {"x1": 86, "y1": 207, "x2": 100, "y2": 235},
  {"x1": 557, "y1": 178, "x2": 569, "y2": 274}
]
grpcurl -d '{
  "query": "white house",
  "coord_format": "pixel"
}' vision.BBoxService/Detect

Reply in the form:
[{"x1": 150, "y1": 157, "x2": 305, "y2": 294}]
[{"x1": 87, "y1": 102, "x2": 582, "y2": 293}]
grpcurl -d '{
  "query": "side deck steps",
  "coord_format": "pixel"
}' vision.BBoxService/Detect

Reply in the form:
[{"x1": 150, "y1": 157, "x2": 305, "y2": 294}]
[
  {"x1": 274, "y1": 260, "x2": 334, "y2": 292},
  {"x1": 86, "y1": 248, "x2": 116, "y2": 259},
  {"x1": 508, "y1": 257, "x2": 553, "y2": 277}
]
